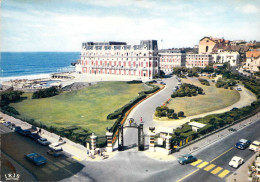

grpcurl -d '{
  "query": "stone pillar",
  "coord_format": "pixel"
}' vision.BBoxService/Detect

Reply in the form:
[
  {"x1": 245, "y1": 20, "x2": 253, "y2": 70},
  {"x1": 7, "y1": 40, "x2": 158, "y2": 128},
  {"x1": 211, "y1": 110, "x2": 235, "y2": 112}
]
[
  {"x1": 106, "y1": 132, "x2": 113, "y2": 152},
  {"x1": 90, "y1": 133, "x2": 97, "y2": 154},
  {"x1": 165, "y1": 135, "x2": 172, "y2": 155},
  {"x1": 149, "y1": 131, "x2": 155, "y2": 152}
]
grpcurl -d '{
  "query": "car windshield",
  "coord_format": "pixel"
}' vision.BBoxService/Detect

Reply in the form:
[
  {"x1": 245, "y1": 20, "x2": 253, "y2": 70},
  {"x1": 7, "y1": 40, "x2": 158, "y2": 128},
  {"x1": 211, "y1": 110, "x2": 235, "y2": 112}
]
[{"x1": 41, "y1": 138, "x2": 47, "y2": 141}]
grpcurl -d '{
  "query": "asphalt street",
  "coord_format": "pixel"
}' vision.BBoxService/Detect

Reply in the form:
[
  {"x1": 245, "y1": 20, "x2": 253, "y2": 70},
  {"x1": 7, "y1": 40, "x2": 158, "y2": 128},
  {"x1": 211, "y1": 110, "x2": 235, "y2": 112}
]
[
  {"x1": 0, "y1": 125, "x2": 86, "y2": 181},
  {"x1": 121, "y1": 75, "x2": 179, "y2": 150},
  {"x1": 58, "y1": 119, "x2": 260, "y2": 182},
  {"x1": 180, "y1": 119, "x2": 260, "y2": 182}
]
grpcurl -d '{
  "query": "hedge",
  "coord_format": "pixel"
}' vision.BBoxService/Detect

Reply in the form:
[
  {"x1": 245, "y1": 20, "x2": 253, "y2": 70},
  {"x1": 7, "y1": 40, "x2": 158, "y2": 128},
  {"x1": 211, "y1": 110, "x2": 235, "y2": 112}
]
[
  {"x1": 127, "y1": 80, "x2": 143, "y2": 84},
  {"x1": 107, "y1": 94, "x2": 146, "y2": 120}
]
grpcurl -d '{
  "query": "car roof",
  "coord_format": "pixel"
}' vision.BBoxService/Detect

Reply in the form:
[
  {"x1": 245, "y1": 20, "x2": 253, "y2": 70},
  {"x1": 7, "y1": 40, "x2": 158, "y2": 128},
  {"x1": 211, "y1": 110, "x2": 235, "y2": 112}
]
[
  {"x1": 183, "y1": 154, "x2": 192, "y2": 157},
  {"x1": 239, "y1": 139, "x2": 248, "y2": 143},
  {"x1": 232, "y1": 156, "x2": 242, "y2": 161},
  {"x1": 252, "y1": 141, "x2": 260, "y2": 145}
]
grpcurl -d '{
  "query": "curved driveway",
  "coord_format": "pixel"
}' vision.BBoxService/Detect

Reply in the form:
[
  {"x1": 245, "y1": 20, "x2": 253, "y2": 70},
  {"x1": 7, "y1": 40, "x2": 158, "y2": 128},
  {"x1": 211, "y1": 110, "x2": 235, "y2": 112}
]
[{"x1": 119, "y1": 76, "x2": 179, "y2": 150}]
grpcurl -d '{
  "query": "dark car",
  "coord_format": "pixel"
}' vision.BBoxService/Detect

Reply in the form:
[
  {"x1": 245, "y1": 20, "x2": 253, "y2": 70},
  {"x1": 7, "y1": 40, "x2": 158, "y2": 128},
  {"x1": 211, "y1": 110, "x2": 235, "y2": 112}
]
[
  {"x1": 178, "y1": 154, "x2": 197, "y2": 165},
  {"x1": 19, "y1": 129, "x2": 32, "y2": 136},
  {"x1": 28, "y1": 133, "x2": 41, "y2": 141},
  {"x1": 236, "y1": 139, "x2": 251, "y2": 149},
  {"x1": 25, "y1": 152, "x2": 47, "y2": 166},
  {"x1": 231, "y1": 107, "x2": 239, "y2": 111},
  {"x1": 15, "y1": 126, "x2": 22, "y2": 132}
]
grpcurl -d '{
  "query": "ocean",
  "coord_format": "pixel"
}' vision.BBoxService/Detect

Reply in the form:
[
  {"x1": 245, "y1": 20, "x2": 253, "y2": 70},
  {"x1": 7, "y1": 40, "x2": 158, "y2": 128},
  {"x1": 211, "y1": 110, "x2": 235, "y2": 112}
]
[{"x1": 0, "y1": 52, "x2": 80, "y2": 83}]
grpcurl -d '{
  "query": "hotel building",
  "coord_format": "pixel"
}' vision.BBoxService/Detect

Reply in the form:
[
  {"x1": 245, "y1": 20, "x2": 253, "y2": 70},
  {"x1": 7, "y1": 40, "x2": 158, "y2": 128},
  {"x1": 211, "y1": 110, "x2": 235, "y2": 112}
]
[{"x1": 76, "y1": 40, "x2": 159, "y2": 80}]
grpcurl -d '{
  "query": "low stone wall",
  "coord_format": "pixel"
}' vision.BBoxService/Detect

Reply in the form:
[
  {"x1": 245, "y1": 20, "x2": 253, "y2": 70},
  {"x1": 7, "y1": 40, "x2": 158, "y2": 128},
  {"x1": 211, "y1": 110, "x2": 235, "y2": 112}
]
[{"x1": 62, "y1": 82, "x2": 94, "y2": 92}]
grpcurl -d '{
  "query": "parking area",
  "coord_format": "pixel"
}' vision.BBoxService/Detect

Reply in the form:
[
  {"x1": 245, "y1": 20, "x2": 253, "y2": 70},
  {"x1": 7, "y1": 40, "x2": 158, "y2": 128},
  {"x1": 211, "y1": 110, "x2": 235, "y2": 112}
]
[{"x1": 0, "y1": 124, "x2": 84, "y2": 181}]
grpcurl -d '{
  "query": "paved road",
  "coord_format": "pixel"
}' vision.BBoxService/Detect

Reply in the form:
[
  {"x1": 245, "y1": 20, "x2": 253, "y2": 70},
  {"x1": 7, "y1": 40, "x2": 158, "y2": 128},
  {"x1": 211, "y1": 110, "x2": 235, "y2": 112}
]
[
  {"x1": 61, "y1": 119, "x2": 260, "y2": 182},
  {"x1": 119, "y1": 75, "x2": 179, "y2": 150},
  {"x1": 179, "y1": 119, "x2": 260, "y2": 182},
  {"x1": 0, "y1": 124, "x2": 86, "y2": 181}
]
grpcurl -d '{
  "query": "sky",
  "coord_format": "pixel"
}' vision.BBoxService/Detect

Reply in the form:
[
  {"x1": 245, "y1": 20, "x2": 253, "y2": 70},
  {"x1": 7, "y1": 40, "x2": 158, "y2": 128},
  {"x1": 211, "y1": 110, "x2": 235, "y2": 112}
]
[{"x1": 1, "y1": 0, "x2": 260, "y2": 52}]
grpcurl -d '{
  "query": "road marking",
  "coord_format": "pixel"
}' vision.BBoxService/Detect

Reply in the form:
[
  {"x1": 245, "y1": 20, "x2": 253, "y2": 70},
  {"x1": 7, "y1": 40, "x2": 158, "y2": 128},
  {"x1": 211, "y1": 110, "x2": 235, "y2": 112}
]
[
  {"x1": 210, "y1": 147, "x2": 233, "y2": 163},
  {"x1": 66, "y1": 158, "x2": 76, "y2": 163},
  {"x1": 41, "y1": 167, "x2": 52, "y2": 174},
  {"x1": 48, "y1": 164, "x2": 59, "y2": 171},
  {"x1": 54, "y1": 161, "x2": 65, "y2": 168},
  {"x1": 176, "y1": 169, "x2": 199, "y2": 182},
  {"x1": 218, "y1": 169, "x2": 230, "y2": 178},
  {"x1": 204, "y1": 164, "x2": 216, "y2": 171},
  {"x1": 60, "y1": 159, "x2": 71, "y2": 165},
  {"x1": 197, "y1": 161, "x2": 209, "y2": 169},
  {"x1": 211, "y1": 167, "x2": 223, "y2": 175},
  {"x1": 72, "y1": 156, "x2": 82, "y2": 161},
  {"x1": 191, "y1": 159, "x2": 202, "y2": 166}
]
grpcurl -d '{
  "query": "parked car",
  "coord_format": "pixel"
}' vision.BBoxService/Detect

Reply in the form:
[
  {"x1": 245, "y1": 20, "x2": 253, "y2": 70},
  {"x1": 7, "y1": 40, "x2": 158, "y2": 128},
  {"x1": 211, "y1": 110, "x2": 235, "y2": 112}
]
[
  {"x1": 37, "y1": 138, "x2": 51, "y2": 146},
  {"x1": 229, "y1": 156, "x2": 244, "y2": 168},
  {"x1": 178, "y1": 154, "x2": 197, "y2": 165},
  {"x1": 25, "y1": 152, "x2": 47, "y2": 166},
  {"x1": 237, "y1": 87, "x2": 242, "y2": 91},
  {"x1": 173, "y1": 88, "x2": 177, "y2": 92},
  {"x1": 3, "y1": 121, "x2": 11, "y2": 127},
  {"x1": 47, "y1": 150, "x2": 63, "y2": 157},
  {"x1": 18, "y1": 129, "x2": 32, "y2": 136},
  {"x1": 49, "y1": 142, "x2": 63, "y2": 151},
  {"x1": 236, "y1": 139, "x2": 251, "y2": 149},
  {"x1": 249, "y1": 141, "x2": 260, "y2": 152},
  {"x1": 15, "y1": 126, "x2": 22, "y2": 132},
  {"x1": 152, "y1": 80, "x2": 157, "y2": 83},
  {"x1": 160, "y1": 82, "x2": 166, "y2": 85},
  {"x1": 231, "y1": 107, "x2": 239, "y2": 111},
  {"x1": 28, "y1": 133, "x2": 41, "y2": 141},
  {"x1": 178, "y1": 82, "x2": 182, "y2": 85}
]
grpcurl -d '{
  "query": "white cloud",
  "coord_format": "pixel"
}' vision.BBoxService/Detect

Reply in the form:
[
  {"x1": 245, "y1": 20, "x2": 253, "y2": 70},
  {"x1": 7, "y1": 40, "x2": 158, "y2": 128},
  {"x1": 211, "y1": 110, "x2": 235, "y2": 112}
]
[{"x1": 236, "y1": 4, "x2": 259, "y2": 14}]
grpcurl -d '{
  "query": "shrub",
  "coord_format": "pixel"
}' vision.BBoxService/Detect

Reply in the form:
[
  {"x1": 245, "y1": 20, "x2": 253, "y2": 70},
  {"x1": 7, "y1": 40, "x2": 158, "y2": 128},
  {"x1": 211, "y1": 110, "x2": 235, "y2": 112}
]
[
  {"x1": 198, "y1": 78, "x2": 210, "y2": 86},
  {"x1": 32, "y1": 86, "x2": 59, "y2": 99}
]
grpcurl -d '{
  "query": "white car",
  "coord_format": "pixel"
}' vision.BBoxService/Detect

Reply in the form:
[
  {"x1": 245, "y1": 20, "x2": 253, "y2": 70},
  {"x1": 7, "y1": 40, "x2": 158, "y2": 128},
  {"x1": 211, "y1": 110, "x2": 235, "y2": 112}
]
[
  {"x1": 37, "y1": 138, "x2": 51, "y2": 146},
  {"x1": 178, "y1": 82, "x2": 182, "y2": 85},
  {"x1": 237, "y1": 87, "x2": 242, "y2": 91},
  {"x1": 49, "y1": 142, "x2": 63, "y2": 151},
  {"x1": 229, "y1": 156, "x2": 244, "y2": 168},
  {"x1": 249, "y1": 141, "x2": 260, "y2": 152}
]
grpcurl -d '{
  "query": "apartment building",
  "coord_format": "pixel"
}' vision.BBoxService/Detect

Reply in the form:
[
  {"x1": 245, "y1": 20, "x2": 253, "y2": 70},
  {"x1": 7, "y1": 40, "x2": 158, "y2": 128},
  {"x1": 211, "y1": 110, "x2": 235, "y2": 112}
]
[
  {"x1": 76, "y1": 40, "x2": 159, "y2": 80},
  {"x1": 158, "y1": 49, "x2": 186, "y2": 73},
  {"x1": 212, "y1": 50, "x2": 240, "y2": 67},
  {"x1": 243, "y1": 50, "x2": 260, "y2": 73},
  {"x1": 185, "y1": 54, "x2": 213, "y2": 68}
]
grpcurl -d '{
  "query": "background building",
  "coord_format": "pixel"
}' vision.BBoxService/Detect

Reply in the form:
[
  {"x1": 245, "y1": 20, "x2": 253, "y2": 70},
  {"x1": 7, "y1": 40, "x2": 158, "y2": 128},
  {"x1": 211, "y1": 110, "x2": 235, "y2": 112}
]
[
  {"x1": 158, "y1": 49, "x2": 186, "y2": 74},
  {"x1": 185, "y1": 54, "x2": 213, "y2": 68},
  {"x1": 199, "y1": 36, "x2": 229, "y2": 54}
]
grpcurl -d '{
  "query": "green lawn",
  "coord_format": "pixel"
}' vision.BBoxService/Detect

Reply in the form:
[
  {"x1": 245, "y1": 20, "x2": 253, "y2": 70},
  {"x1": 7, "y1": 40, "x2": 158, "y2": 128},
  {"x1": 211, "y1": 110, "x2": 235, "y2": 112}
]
[
  {"x1": 167, "y1": 78, "x2": 240, "y2": 117},
  {"x1": 10, "y1": 82, "x2": 146, "y2": 136}
]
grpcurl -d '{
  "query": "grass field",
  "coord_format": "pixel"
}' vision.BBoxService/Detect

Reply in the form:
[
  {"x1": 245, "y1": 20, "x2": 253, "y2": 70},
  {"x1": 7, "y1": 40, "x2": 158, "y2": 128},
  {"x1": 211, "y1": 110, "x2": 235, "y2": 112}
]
[
  {"x1": 10, "y1": 82, "x2": 146, "y2": 136},
  {"x1": 166, "y1": 78, "x2": 240, "y2": 117}
]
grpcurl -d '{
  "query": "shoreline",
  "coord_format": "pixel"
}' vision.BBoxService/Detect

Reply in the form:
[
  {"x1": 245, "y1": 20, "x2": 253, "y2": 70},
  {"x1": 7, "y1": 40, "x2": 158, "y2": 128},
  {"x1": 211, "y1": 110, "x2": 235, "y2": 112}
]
[{"x1": 0, "y1": 73, "x2": 53, "y2": 84}]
